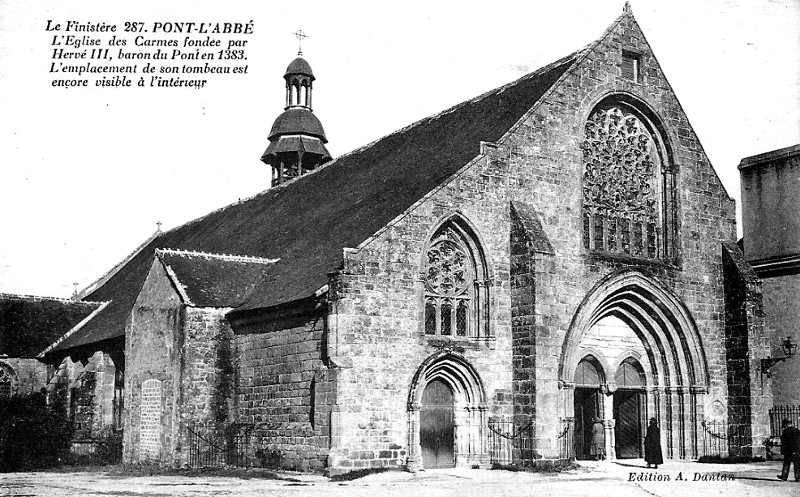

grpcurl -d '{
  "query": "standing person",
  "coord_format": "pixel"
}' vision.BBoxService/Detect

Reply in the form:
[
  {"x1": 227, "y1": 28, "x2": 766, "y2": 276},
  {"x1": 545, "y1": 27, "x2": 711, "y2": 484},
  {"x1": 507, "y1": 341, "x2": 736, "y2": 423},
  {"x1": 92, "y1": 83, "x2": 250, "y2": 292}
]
[
  {"x1": 590, "y1": 417, "x2": 605, "y2": 461},
  {"x1": 778, "y1": 419, "x2": 800, "y2": 482},
  {"x1": 644, "y1": 417, "x2": 663, "y2": 469}
]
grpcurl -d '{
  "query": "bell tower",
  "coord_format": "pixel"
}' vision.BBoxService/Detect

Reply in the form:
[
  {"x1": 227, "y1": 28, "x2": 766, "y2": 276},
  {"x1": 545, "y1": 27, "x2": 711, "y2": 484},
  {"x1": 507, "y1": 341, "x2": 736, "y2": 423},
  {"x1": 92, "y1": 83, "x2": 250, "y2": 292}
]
[{"x1": 261, "y1": 31, "x2": 332, "y2": 186}]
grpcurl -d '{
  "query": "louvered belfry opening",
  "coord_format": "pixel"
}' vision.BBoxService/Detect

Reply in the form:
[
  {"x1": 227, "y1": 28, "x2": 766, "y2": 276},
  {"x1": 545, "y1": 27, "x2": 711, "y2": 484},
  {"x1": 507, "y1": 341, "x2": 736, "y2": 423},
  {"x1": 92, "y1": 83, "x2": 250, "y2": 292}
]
[{"x1": 262, "y1": 55, "x2": 331, "y2": 186}]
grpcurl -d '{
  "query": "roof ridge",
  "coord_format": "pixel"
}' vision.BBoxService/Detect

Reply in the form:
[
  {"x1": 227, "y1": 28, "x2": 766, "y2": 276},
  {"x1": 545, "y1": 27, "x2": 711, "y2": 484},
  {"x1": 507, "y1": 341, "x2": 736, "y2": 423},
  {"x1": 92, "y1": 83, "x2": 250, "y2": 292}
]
[
  {"x1": 156, "y1": 248, "x2": 280, "y2": 264},
  {"x1": 492, "y1": 5, "x2": 632, "y2": 148},
  {"x1": 157, "y1": 49, "x2": 586, "y2": 236},
  {"x1": 306, "y1": 50, "x2": 585, "y2": 169},
  {"x1": 77, "y1": 229, "x2": 161, "y2": 300},
  {"x1": 0, "y1": 292, "x2": 104, "y2": 306}
]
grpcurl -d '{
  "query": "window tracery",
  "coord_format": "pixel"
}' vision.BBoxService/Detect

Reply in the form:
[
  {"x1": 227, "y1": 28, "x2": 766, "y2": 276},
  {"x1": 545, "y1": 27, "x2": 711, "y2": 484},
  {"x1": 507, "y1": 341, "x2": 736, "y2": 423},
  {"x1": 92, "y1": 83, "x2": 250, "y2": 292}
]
[
  {"x1": 422, "y1": 222, "x2": 489, "y2": 339},
  {"x1": 582, "y1": 104, "x2": 672, "y2": 259},
  {"x1": 424, "y1": 230, "x2": 471, "y2": 337}
]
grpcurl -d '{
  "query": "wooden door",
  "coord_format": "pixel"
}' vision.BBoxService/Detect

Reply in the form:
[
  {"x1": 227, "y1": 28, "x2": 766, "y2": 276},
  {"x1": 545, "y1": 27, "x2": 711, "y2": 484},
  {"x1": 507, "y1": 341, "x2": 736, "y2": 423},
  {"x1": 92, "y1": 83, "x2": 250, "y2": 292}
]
[
  {"x1": 420, "y1": 379, "x2": 455, "y2": 468},
  {"x1": 614, "y1": 389, "x2": 644, "y2": 458},
  {"x1": 574, "y1": 387, "x2": 601, "y2": 460}
]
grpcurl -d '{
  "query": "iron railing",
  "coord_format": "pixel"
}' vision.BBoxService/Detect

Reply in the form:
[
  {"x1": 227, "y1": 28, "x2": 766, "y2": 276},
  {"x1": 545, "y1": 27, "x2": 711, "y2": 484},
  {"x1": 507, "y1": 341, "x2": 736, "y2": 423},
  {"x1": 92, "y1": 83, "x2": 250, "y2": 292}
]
[
  {"x1": 488, "y1": 418, "x2": 533, "y2": 466},
  {"x1": 769, "y1": 405, "x2": 800, "y2": 437},
  {"x1": 487, "y1": 417, "x2": 573, "y2": 466},
  {"x1": 186, "y1": 422, "x2": 254, "y2": 469},
  {"x1": 700, "y1": 420, "x2": 747, "y2": 458},
  {"x1": 558, "y1": 417, "x2": 574, "y2": 461}
]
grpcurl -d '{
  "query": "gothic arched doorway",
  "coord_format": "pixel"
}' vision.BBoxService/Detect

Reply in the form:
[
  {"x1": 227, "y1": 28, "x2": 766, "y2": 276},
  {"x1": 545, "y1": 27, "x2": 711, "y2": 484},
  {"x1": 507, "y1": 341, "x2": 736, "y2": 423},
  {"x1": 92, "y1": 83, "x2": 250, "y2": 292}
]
[
  {"x1": 613, "y1": 358, "x2": 646, "y2": 459},
  {"x1": 407, "y1": 351, "x2": 487, "y2": 469},
  {"x1": 420, "y1": 379, "x2": 455, "y2": 468},
  {"x1": 560, "y1": 271, "x2": 710, "y2": 460},
  {"x1": 573, "y1": 356, "x2": 604, "y2": 460}
]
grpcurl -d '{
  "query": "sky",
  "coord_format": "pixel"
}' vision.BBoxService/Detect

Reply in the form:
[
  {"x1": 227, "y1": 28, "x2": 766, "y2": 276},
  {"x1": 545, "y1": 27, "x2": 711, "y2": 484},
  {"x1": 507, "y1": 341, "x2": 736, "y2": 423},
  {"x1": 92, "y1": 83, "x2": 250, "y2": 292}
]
[{"x1": 0, "y1": 0, "x2": 798, "y2": 298}]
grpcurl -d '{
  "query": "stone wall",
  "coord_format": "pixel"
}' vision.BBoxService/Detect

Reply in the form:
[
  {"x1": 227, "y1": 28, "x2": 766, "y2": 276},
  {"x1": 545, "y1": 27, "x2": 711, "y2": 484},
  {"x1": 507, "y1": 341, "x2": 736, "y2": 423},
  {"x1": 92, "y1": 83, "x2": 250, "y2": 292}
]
[
  {"x1": 325, "y1": 150, "x2": 515, "y2": 473},
  {"x1": 181, "y1": 307, "x2": 235, "y2": 425},
  {"x1": 45, "y1": 352, "x2": 119, "y2": 441},
  {"x1": 123, "y1": 259, "x2": 182, "y2": 464},
  {"x1": 233, "y1": 308, "x2": 328, "y2": 470},
  {"x1": 762, "y1": 274, "x2": 800, "y2": 405},
  {"x1": 739, "y1": 145, "x2": 800, "y2": 409},
  {"x1": 124, "y1": 259, "x2": 236, "y2": 467},
  {"x1": 0, "y1": 358, "x2": 48, "y2": 398},
  {"x1": 740, "y1": 150, "x2": 800, "y2": 262},
  {"x1": 68, "y1": 351, "x2": 117, "y2": 439},
  {"x1": 722, "y1": 242, "x2": 770, "y2": 456}
]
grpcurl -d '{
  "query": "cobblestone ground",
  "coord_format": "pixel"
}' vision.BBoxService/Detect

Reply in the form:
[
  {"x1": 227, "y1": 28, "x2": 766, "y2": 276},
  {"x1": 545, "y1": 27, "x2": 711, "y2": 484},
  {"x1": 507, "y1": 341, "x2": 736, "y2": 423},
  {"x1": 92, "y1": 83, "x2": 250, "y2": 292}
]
[{"x1": 1, "y1": 460, "x2": 797, "y2": 497}]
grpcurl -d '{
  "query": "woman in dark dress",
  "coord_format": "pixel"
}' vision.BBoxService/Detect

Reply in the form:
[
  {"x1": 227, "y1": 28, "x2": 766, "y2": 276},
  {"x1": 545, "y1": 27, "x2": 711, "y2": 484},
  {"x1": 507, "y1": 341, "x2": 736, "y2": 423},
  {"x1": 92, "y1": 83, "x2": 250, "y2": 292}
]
[{"x1": 645, "y1": 417, "x2": 663, "y2": 468}]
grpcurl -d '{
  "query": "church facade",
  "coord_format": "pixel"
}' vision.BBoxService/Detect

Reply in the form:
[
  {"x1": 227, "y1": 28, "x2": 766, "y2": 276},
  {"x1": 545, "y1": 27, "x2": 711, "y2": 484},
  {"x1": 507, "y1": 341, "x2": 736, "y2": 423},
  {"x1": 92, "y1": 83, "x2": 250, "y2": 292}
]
[{"x1": 39, "y1": 5, "x2": 770, "y2": 474}]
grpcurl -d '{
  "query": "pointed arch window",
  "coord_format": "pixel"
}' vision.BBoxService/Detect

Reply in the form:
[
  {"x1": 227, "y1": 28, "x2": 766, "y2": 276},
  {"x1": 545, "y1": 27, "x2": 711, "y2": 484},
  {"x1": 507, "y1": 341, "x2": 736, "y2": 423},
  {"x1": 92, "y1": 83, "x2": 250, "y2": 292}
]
[
  {"x1": 423, "y1": 222, "x2": 490, "y2": 339},
  {"x1": 582, "y1": 101, "x2": 677, "y2": 261},
  {"x1": 0, "y1": 363, "x2": 16, "y2": 399}
]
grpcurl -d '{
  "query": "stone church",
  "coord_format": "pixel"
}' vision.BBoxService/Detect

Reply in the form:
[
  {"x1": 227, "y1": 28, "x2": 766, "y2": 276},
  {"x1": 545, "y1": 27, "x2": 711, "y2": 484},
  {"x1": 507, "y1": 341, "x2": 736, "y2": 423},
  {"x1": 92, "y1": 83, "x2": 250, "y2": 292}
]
[{"x1": 37, "y1": 4, "x2": 771, "y2": 473}]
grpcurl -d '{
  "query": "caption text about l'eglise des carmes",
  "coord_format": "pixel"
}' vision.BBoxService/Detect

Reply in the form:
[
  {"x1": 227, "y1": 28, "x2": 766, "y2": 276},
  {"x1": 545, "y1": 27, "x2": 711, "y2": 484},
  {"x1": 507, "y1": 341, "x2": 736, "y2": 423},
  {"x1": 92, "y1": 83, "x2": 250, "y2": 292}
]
[{"x1": 47, "y1": 20, "x2": 254, "y2": 89}]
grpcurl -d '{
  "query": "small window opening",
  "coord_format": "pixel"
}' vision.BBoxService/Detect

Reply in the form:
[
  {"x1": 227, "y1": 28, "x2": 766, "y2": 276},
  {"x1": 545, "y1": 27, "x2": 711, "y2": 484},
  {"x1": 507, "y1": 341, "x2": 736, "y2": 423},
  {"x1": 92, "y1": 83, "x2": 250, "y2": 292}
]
[
  {"x1": 425, "y1": 300, "x2": 437, "y2": 335},
  {"x1": 441, "y1": 301, "x2": 452, "y2": 335},
  {"x1": 456, "y1": 301, "x2": 468, "y2": 336},
  {"x1": 622, "y1": 51, "x2": 641, "y2": 83}
]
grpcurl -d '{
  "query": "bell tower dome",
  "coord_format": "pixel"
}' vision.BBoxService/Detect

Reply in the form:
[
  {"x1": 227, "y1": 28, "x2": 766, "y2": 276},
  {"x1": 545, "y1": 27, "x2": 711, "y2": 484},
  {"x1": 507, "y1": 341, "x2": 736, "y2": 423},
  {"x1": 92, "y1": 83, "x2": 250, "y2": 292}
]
[{"x1": 261, "y1": 33, "x2": 331, "y2": 186}]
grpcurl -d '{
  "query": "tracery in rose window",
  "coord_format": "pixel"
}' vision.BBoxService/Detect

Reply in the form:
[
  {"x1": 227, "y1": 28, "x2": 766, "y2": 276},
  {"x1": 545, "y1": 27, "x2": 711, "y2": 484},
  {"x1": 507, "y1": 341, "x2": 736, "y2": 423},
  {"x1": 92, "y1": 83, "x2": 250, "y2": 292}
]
[
  {"x1": 424, "y1": 229, "x2": 473, "y2": 337},
  {"x1": 582, "y1": 106, "x2": 661, "y2": 258},
  {"x1": 426, "y1": 239, "x2": 469, "y2": 296}
]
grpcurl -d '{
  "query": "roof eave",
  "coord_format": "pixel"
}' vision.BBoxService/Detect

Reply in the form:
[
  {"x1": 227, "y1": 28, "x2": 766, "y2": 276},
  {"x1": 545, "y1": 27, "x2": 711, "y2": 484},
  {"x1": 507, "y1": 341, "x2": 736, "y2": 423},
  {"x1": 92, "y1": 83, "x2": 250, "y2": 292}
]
[{"x1": 38, "y1": 300, "x2": 111, "y2": 359}]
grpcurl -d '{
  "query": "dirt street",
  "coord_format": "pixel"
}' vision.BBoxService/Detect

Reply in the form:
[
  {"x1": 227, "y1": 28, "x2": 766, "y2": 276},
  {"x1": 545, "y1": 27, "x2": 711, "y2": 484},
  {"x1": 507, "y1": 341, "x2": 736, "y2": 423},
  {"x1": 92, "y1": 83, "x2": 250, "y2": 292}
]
[{"x1": 1, "y1": 460, "x2": 797, "y2": 497}]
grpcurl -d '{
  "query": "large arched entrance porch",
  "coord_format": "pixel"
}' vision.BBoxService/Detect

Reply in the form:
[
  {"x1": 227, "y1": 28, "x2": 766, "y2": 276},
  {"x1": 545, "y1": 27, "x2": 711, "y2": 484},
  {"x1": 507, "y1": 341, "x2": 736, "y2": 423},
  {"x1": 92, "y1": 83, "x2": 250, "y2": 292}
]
[{"x1": 560, "y1": 271, "x2": 709, "y2": 460}]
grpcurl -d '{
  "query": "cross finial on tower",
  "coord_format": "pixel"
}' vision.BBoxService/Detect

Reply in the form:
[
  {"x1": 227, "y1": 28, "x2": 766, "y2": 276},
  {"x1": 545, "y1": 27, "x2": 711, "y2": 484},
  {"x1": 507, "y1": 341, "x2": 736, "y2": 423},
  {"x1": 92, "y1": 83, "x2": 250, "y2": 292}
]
[
  {"x1": 156, "y1": 220, "x2": 162, "y2": 232},
  {"x1": 294, "y1": 28, "x2": 308, "y2": 56},
  {"x1": 72, "y1": 282, "x2": 79, "y2": 299}
]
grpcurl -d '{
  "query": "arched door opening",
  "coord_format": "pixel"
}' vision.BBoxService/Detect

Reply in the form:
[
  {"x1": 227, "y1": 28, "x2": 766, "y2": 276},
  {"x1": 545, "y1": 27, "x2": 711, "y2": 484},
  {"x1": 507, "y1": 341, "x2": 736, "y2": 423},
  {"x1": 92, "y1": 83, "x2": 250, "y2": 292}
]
[
  {"x1": 421, "y1": 379, "x2": 455, "y2": 468},
  {"x1": 573, "y1": 356, "x2": 604, "y2": 460},
  {"x1": 407, "y1": 351, "x2": 487, "y2": 470},
  {"x1": 560, "y1": 271, "x2": 710, "y2": 460},
  {"x1": 613, "y1": 358, "x2": 646, "y2": 459}
]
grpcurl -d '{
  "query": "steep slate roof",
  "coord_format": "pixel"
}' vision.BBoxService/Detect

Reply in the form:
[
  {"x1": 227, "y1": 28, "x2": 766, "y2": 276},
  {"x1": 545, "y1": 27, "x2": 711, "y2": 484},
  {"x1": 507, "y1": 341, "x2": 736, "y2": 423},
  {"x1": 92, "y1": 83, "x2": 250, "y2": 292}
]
[
  {"x1": 47, "y1": 50, "x2": 580, "y2": 355},
  {"x1": 0, "y1": 294, "x2": 101, "y2": 357},
  {"x1": 156, "y1": 249, "x2": 279, "y2": 308}
]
